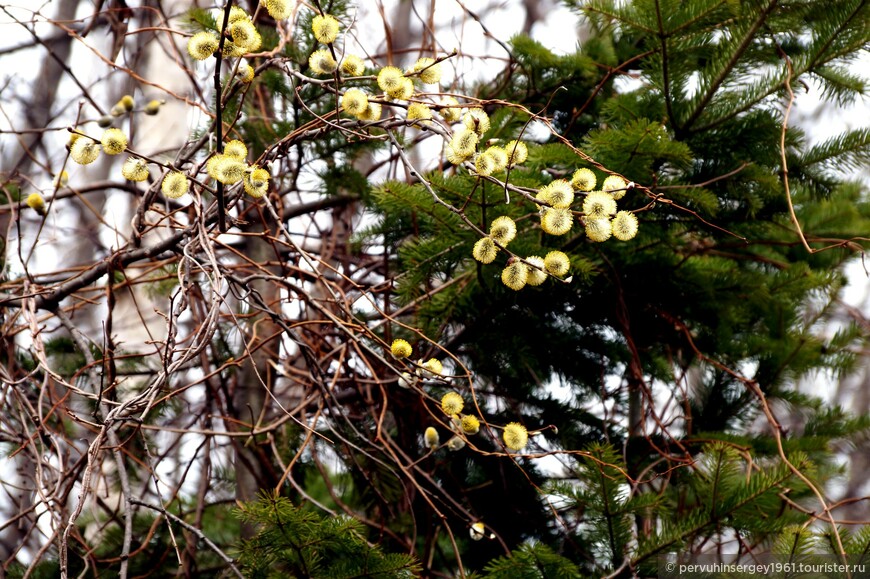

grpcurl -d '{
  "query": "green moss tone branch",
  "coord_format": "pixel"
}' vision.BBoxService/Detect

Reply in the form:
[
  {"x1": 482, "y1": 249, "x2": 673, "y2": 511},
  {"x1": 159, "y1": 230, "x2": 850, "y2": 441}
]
[{"x1": 235, "y1": 493, "x2": 421, "y2": 578}]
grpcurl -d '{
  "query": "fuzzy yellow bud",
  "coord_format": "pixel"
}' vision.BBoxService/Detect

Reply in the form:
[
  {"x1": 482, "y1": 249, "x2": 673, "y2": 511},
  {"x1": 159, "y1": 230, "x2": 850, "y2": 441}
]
[
  {"x1": 470, "y1": 522, "x2": 493, "y2": 540},
  {"x1": 341, "y1": 54, "x2": 366, "y2": 76},
  {"x1": 228, "y1": 6, "x2": 251, "y2": 24},
  {"x1": 540, "y1": 207, "x2": 573, "y2": 236},
  {"x1": 54, "y1": 171, "x2": 69, "y2": 188},
  {"x1": 244, "y1": 166, "x2": 270, "y2": 198},
  {"x1": 474, "y1": 151, "x2": 496, "y2": 177},
  {"x1": 525, "y1": 256, "x2": 547, "y2": 286},
  {"x1": 472, "y1": 237, "x2": 498, "y2": 264},
  {"x1": 406, "y1": 102, "x2": 432, "y2": 125},
  {"x1": 261, "y1": 0, "x2": 291, "y2": 20},
  {"x1": 224, "y1": 140, "x2": 248, "y2": 161},
  {"x1": 583, "y1": 191, "x2": 617, "y2": 218},
  {"x1": 441, "y1": 392, "x2": 464, "y2": 416},
  {"x1": 387, "y1": 77, "x2": 414, "y2": 100},
  {"x1": 460, "y1": 415, "x2": 480, "y2": 435},
  {"x1": 484, "y1": 146, "x2": 508, "y2": 172},
  {"x1": 308, "y1": 49, "x2": 337, "y2": 74},
  {"x1": 611, "y1": 210, "x2": 638, "y2": 241},
  {"x1": 543, "y1": 251, "x2": 570, "y2": 277},
  {"x1": 247, "y1": 30, "x2": 262, "y2": 54},
  {"x1": 602, "y1": 175, "x2": 628, "y2": 200},
  {"x1": 230, "y1": 19, "x2": 258, "y2": 51},
  {"x1": 119, "y1": 95, "x2": 134, "y2": 112},
  {"x1": 214, "y1": 158, "x2": 246, "y2": 185},
  {"x1": 446, "y1": 144, "x2": 471, "y2": 166},
  {"x1": 447, "y1": 436, "x2": 466, "y2": 451},
  {"x1": 571, "y1": 168, "x2": 596, "y2": 191},
  {"x1": 398, "y1": 371, "x2": 416, "y2": 389},
  {"x1": 377, "y1": 66, "x2": 405, "y2": 93},
  {"x1": 121, "y1": 157, "x2": 149, "y2": 182},
  {"x1": 505, "y1": 140, "x2": 528, "y2": 165},
  {"x1": 412, "y1": 57, "x2": 441, "y2": 84},
  {"x1": 237, "y1": 62, "x2": 255, "y2": 83},
  {"x1": 312, "y1": 14, "x2": 340, "y2": 44},
  {"x1": 422, "y1": 358, "x2": 443, "y2": 376},
  {"x1": 584, "y1": 217, "x2": 612, "y2": 242},
  {"x1": 440, "y1": 97, "x2": 462, "y2": 123},
  {"x1": 450, "y1": 128, "x2": 478, "y2": 156},
  {"x1": 503, "y1": 422, "x2": 528, "y2": 451},
  {"x1": 462, "y1": 109, "x2": 490, "y2": 137},
  {"x1": 358, "y1": 102, "x2": 382, "y2": 122},
  {"x1": 100, "y1": 128, "x2": 127, "y2": 155},
  {"x1": 222, "y1": 40, "x2": 248, "y2": 59},
  {"x1": 206, "y1": 154, "x2": 225, "y2": 181},
  {"x1": 341, "y1": 88, "x2": 369, "y2": 116},
  {"x1": 537, "y1": 179, "x2": 574, "y2": 209},
  {"x1": 489, "y1": 216, "x2": 516, "y2": 246},
  {"x1": 424, "y1": 427, "x2": 440, "y2": 450},
  {"x1": 144, "y1": 100, "x2": 163, "y2": 115},
  {"x1": 391, "y1": 338, "x2": 412, "y2": 359},
  {"x1": 187, "y1": 31, "x2": 219, "y2": 61},
  {"x1": 26, "y1": 193, "x2": 46, "y2": 216},
  {"x1": 501, "y1": 260, "x2": 528, "y2": 291},
  {"x1": 161, "y1": 171, "x2": 189, "y2": 199},
  {"x1": 70, "y1": 138, "x2": 100, "y2": 165}
]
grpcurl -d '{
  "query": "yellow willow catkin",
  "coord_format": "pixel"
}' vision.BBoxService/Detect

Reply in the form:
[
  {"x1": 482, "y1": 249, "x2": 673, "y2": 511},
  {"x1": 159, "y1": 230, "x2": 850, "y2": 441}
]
[
  {"x1": 485, "y1": 146, "x2": 508, "y2": 172},
  {"x1": 474, "y1": 151, "x2": 496, "y2": 177},
  {"x1": 424, "y1": 427, "x2": 440, "y2": 450},
  {"x1": 462, "y1": 108, "x2": 490, "y2": 137},
  {"x1": 572, "y1": 168, "x2": 596, "y2": 191},
  {"x1": 341, "y1": 88, "x2": 369, "y2": 116},
  {"x1": 224, "y1": 140, "x2": 248, "y2": 160},
  {"x1": 413, "y1": 57, "x2": 441, "y2": 84},
  {"x1": 261, "y1": 0, "x2": 291, "y2": 20},
  {"x1": 583, "y1": 191, "x2": 617, "y2": 218},
  {"x1": 505, "y1": 140, "x2": 527, "y2": 165},
  {"x1": 585, "y1": 217, "x2": 612, "y2": 242},
  {"x1": 391, "y1": 339, "x2": 412, "y2": 359},
  {"x1": 441, "y1": 392, "x2": 464, "y2": 416},
  {"x1": 503, "y1": 422, "x2": 529, "y2": 450},
  {"x1": 377, "y1": 66, "x2": 404, "y2": 93},
  {"x1": 538, "y1": 179, "x2": 574, "y2": 208},
  {"x1": 541, "y1": 207, "x2": 573, "y2": 235},
  {"x1": 187, "y1": 31, "x2": 219, "y2": 61},
  {"x1": 461, "y1": 415, "x2": 480, "y2": 435},
  {"x1": 26, "y1": 193, "x2": 46, "y2": 216},
  {"x1": 489, "y1": 216, "x2": 516, "y2": 245},
  {"x1": 472, "y1": 237, "x2": 498, "y2": 264},
  {"x1": 121, "y1": 157, "x2": 149, "y2": 182},
  {"x1": 440, "y1": 96, "x2": 462, "y2": 123},
  {"x1": 100, "y1": 128, "x2": 127, "y2": 155},
  {"x1": 70, "y1": 138, "x2": 100, "y2": 165},
  {"x1": 611, "y1": 211, "x2": 639, "y2": 241},
  {"x1": 406, "y1": 102, "x2": 433, "y2": 124},
  {"x1": 602, "y1": 175, "x2": 629, "y2": 200},
  {"x1": 501, "y1": 260, "x2": 528, "y2": 291},
  {"x1": 544, "y1": 251, "x2": 570, "y2": 276},
  {"x1": 161, "y1": 171, "x2": 189, "y2": 199},
  {"x1": 309, "y1": 49, "x2": 337, "y2": 74},
  {"x1": 341, "y1": 54, "x2": 366, "y2": 76},
  {"x1": 312, "y1": 14, "x2": 340, "y2": 44},
  {"x1": 525, "y1": 256, "x2": 547, "y2": 286}
]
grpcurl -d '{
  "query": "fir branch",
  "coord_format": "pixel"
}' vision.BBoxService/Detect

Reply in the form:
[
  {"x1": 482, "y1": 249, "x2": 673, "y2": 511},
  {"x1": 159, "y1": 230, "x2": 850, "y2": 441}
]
[{"x1": 680, "y1": 0, "x2": 780, "y2": 134}]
